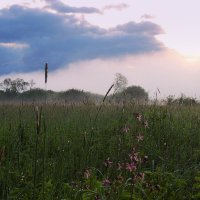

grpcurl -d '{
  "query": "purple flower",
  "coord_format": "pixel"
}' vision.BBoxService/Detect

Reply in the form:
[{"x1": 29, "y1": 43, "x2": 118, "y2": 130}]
[
  {"x1": 126, "y1": 162, "x2": 136, "y2": 172},
  {"x1": 129, "y1": 152, "x2": 139, "y2": 163},
  {"x1": 102, "y1": 178, "x2": 111, "y2": 187}
]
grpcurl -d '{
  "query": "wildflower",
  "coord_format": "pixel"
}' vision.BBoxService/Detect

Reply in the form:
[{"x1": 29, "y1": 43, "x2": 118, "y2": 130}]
[
  {"x1": 134, "y1": 113, "x2": 142, "y2": 122},
  {"x1": 104, "y1": 157, "x2": 113, "y2": 168},
  {"x1": 137, "y1": 133, "x2": 144, "y2": 142},
  {"x1": 84, "y1": 169, "x2": 91, "y2": 179},
  {"x1": 129, "y1": 153, "x2": 139, "y2": 162},
  {"x1": 126, "y1": 162, "x2": 136, "y2": 172},
  {"x1": 144, "y1": 120, "x2": 149, "y2": 128},
  {"x1": 129, "y1": 152, "x2": 139, "y2": 163},
  {"x1": 102, "y1": 178, "x2": 111, "y2": 187},
  {"x1": 122, "y1": 125, "x2": 130, "y2": 134}
]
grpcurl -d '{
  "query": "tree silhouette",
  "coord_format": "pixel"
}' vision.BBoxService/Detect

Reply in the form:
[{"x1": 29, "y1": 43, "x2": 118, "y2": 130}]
[
  {"x1": 113, "y1": 73, "x2": 128, "y2": 93},
  {"x1": 0, "y1": 78, "x2": 29, "y2": 93}
]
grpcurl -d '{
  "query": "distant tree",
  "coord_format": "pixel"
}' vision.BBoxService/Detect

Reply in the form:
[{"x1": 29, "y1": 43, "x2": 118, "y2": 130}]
[
  {"x1": 0, "y1": 78, "x2": 30, "y2": 93},
  {"x1": 112, "y1": 85, "x2": 148, "y2": 102},
  {"x1": 0, "y1": 78, "x2": 12, "y2": 93},
  {"x1": 124, "y1": 85, "x2": 148, "y2": 100},
  {"x1": 166, "y1": 94, "x2": 197, "y2": 106},
  {"x1": 113, "y1": 73, "x2": 128, "y2": 93},
  {"x1": 59, "y1": 89, "x2": 86, "y2": 102},
  {"x1": 12, "y1": 78, "x2": 29, "y2": 93}
]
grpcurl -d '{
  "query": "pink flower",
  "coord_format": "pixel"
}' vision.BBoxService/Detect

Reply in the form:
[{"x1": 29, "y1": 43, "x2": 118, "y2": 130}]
[
  {"x1": 126, "y1": 162, "x2": 136, "y2": 172},
  {"x1": 104, "y1": 157, "x2": 113, "y2": 168},
  {"x1": 129, "y1": 152, "x2": 139, "y2": 163},
  {"x1": 137, "y1": 133, "x2": 144, "y2": 142},
  {"x1": 102, "y1": 178, "x2": 111, "y2": 187}
]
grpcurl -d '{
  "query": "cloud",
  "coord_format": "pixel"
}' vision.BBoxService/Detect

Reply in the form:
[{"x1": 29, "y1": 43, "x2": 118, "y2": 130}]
[
  {"x1": 141, "y1": 14, "x2": 155, "y2": 20},
  {"x1": 0, "y1": 5, "x2": 164, "y2": 74},
  {"x1": 1, "y1": 50, "x2": 200, "y2": 98},
  {"x1": 111, "y1": 21, "x2": 163, "y2": 35},
  {"x1": 103, "y1": 3, "x2": 128, "y2": 11},
  {"x1": 45, "y1": 1, "x2": 101, "y2": 14}
]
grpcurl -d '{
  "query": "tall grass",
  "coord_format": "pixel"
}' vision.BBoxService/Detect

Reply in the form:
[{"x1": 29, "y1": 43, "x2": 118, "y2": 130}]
[{"x1": 0, "y1": 103, "x2": 199, "y2": 199}]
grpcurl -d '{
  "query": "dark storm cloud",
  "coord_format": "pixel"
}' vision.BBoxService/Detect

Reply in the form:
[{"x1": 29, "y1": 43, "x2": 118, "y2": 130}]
[{"x1": 0, "y1": 5, "x2": 164, "y2": 74}]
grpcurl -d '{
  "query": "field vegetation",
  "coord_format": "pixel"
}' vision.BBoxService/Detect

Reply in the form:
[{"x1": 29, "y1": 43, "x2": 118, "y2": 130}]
[
  {"x1": 0, "y1": 100, "x2": 200, "y2": 199},
  {"x1": 0, "y1": 76, "x2": 200, "y2": 199}
]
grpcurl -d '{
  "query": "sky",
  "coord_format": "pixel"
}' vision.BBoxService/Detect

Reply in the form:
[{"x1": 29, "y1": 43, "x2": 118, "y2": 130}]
[{"x1": 0, "y1": 0, "x2": 200, "y2": 99}]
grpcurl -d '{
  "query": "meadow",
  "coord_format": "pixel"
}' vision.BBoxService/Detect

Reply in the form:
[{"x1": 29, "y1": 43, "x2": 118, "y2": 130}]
[{"x1": 0, "y1": 102, "x2": 200, "y2": 199}]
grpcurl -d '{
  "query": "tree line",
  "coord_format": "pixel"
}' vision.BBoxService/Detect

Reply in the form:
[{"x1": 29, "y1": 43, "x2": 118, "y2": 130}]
[
  {"x1": 0, "y1": 78, "x2": 35, "y2": 94},
  {"x1": 0, "y1": 75, "x2": 149, "y2": 102}
]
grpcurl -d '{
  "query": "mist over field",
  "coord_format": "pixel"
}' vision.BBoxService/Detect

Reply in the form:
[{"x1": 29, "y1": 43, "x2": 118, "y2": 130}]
[
  {"x1": 0, "y1": 0, "x2": 200, "y2": 98},
  {"x1": 0, "y1": 1, "x2": 200, "y2": 200}
]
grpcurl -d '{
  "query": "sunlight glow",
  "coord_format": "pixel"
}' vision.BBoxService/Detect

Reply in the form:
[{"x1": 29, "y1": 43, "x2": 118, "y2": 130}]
[
  {"x1": 0, "y1": 42, "x2": 28, "y2": 49},
  {"x1": 183, "y1": 55, "x2": 200, "y2": 63}
]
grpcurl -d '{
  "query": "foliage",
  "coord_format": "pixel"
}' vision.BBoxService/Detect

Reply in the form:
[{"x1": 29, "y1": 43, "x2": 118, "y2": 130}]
[
  {"x1": 166, "y1": 94, "x2": 198, "y2": 105},
  {"x1": 124, "y1": 85, "x2": 148, "y2": 100},
  {"x1": 0, "y1": 87, "x2": 103, "y2": 103},
  {"x1": 113, "y1": 73, "x2": 128, "y2": 93},
  {"x1": 0, "y1": 78, "x2": 30, "y2": 94},
  {"x1": 112, "y1": 85, "x2": 148, "y2": 103},
  {"x1": 193, "y1": 171, "x2": 200, "y2": 199},
  {"x1": 0, "y1": 101, "x2": 199, "y2": 199},
  {"x1": 58, "y1": 89, "x2": 88, "y2": 103}
]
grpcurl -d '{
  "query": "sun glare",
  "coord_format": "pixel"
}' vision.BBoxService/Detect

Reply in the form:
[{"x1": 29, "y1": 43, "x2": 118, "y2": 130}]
[{"x1": 184, "y1": 55, "x2": 200, "y2": 63}]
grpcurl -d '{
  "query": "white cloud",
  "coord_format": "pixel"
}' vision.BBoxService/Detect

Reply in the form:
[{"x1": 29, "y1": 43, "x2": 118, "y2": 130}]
[
  {"x1": 103, "y1": 3, "x2": 128, "y2": 11},
  {"x1": 141, "y1": 14, "x2": 155, "y2": 20}
]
